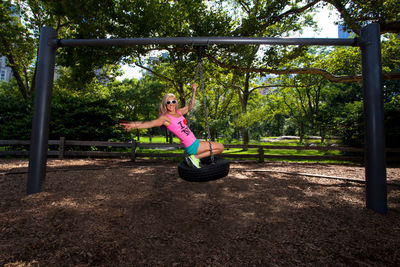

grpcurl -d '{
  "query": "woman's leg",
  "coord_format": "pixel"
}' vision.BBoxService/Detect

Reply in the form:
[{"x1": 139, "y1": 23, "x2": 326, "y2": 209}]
[{"x1": 195, "y1": 141, "x2": 224, "y2": 159}]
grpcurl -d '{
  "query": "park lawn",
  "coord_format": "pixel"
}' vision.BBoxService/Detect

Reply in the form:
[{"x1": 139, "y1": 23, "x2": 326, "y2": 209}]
[
  {"x1": 0, "y1": 136, "x2": 347, "y2": 163},
  {"x1": 135, "y1": 136, "x2": 342, "y2": 146},
  {"x1": 224, "y1": 147, "x2": 341, "y2": 156},
  {"x1": 134, "y1": 136, "x2": 180, "y2": 143},
  {"x1": 133, "y1": 136, "x2": 346, "y2": 163}
]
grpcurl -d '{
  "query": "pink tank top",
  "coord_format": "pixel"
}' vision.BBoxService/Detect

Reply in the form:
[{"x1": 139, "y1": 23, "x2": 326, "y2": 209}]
[{"x1": 165, "y1": 111, "x2": 197, "y2": 147}]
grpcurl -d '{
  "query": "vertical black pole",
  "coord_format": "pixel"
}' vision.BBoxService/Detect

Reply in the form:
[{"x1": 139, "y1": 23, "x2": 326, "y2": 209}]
[
  {"x1": 27, "y1": 27, "x2": 57, "y2": 194},
  {"x1": 360, "y1": 23, "x2": 387, "y2": 214}
]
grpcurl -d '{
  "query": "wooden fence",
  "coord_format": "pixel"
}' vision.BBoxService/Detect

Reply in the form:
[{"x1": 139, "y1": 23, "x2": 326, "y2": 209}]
[{"x1": 1, "y1": 137, "x2": 399, "y2": 163}]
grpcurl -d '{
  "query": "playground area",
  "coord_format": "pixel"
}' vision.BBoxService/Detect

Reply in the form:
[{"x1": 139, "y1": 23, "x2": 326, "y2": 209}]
[{"x1": 1, "y1": 158, "x2": 400, "y2": 266}]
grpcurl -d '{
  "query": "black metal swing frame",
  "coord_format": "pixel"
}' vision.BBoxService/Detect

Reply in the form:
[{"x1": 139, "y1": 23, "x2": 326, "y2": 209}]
[{"x1": 27, "y1": 23, "x2": 387, "y2": 214}]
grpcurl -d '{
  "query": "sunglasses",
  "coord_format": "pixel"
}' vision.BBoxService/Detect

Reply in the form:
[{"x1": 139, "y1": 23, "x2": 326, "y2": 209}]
[{"x1": 166, "y1": 100, "x2": 177, "y2": 105}]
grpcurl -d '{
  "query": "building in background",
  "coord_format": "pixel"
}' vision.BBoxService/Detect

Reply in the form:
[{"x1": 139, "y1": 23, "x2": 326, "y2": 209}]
[
  {"x1": 0, "y1": 56, "x2": 13, "y2": 82},
  {"x1": 1, "y1": 3, "x2": 20, "y2": 82}
]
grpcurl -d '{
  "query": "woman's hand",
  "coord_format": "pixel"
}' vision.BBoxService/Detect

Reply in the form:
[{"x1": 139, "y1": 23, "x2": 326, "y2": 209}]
[
  {"x1": 119, "y1": 122, "x2": 137, "y2": 131},
  {"x1": 191, "y1": 83, "x2": 197, "y2": 92}
]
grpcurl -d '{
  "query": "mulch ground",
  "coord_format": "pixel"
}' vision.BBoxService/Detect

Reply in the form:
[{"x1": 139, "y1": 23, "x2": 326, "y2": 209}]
[{"x1": 1, "y1": 158, "x2": 400, "y2": 266}]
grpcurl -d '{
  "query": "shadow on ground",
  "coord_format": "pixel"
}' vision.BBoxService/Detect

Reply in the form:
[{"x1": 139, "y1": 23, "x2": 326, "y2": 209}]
[{"x1": 1, "y1": 159, "x2": 400, "y2": 266}]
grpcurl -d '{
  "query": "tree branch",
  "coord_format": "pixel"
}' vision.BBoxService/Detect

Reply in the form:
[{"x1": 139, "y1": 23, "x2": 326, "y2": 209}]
[
  {"x1": 325, "y1": 0, "x2": 362, "y2": 35},
  {"x1": 134, "y1": 62, "x2": 179, "y2": 90},
  {"x1": 379, "y1": 20, "x2": 400, "y2": 34},
  {"x1": 268, "y1": 0, "x2": 322, "y2": 24},
  {"x1": 205, "y1": 53, "x2": 400, "y2": 82},
  {"x1": 131, "y1": 47, "x2": 400, "y2": 83},
  {"x1": 238, "y1": 0, "x2": 251, "y2": 14},
  {"x1": 253, "y1": 85, "x2": 308, "y2": 90}
]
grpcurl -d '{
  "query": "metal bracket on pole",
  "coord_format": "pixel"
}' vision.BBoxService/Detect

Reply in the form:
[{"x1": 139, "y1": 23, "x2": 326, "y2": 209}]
[{"x1": 193, "y1": 44, "x2": 208, "y2": 62}]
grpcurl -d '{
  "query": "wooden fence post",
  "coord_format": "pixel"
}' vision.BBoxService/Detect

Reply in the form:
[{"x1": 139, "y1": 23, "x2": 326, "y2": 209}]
[
  {"x1": 258, "y1": 147, "x2": 264, "y2": 163},
  {"x1": 59, "y1": 137, "x2": 65, "y2": 159},
  {"x1": 130, "y1": 140, "x2": 137, "y2": 162}
]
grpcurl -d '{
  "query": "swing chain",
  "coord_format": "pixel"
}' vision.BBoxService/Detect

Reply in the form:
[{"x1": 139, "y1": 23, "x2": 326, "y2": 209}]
[{"x1": 194, "y1": 45, "x2": 214, "y2": 164}]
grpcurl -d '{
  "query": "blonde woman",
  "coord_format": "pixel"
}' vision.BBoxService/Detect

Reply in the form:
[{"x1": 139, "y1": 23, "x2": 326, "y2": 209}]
[{"x1": 120, "y1": 83, "x2": 224, "y2": 168}]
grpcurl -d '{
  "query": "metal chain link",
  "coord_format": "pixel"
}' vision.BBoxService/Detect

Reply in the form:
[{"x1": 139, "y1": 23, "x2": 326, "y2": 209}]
[
  {"x1": 197, "y1": 51, "x2": 214, "y2": 163},
  {"x1": 186, "y1": 46, "x2": 214, "y2": 163},
  {"x1": 185, "y1": 62, "x2": 199, "y2": 130}
]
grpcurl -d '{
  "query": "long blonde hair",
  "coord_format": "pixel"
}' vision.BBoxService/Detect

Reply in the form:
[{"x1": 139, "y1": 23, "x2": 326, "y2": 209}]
[{"x1": 159, "y1": 93, "x2": 179, "y2": 115}]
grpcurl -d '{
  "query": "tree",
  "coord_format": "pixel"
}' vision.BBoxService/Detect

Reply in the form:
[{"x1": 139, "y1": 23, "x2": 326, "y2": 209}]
[
  {"x1": 0, "y1": 0, "x2": 116, "y2": 99},
  {"x1": 0, "y1": 80, "x2": 33, "y2": 139},
  {"x1": 189, "y1": 63, "x2": 239, "y2": 141},
  {"x1": 208, "y1": 0, "x2": 320, "y2": 144},
  {"x1": 106, "y1": 75, "x2": 165, "y2": 140},
  {"x1": 134, "y1": 51, "x2": 198, "y2": 106},
  {"x1": 0, "y1": 1, "x2": 36, "y2": 99},
  {"x1": 129, "y1": 0, "x2": 232, "y2": 106},
  {"x1": 325, "y1": 0, "x2": 400, "y2": 34},
  {"x1": 204, "y1": 0, "x2": 400, "y2": 84}
]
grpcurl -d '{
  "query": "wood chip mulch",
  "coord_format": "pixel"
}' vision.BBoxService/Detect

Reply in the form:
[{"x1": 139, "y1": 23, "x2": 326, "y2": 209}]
[{"x1": 1, "y1": 158, "x2": 399, "y2": 266}]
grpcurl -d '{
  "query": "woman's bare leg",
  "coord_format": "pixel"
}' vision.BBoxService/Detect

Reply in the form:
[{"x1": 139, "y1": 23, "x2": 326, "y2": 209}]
[{"x1": 195, "y1": 141, "x2": 224, "y2": 159}]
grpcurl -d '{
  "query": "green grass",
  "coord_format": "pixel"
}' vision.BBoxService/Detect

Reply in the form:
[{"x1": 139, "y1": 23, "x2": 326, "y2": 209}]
[
  {"x1": 134, "y1": 136, "x2": 181, "y2": 143},
  {"x1": 223, "y1": 147, "x2": 341, "y2": 156},
  {"x1": 1, "y1": 136, "x2": 351, "y2": 164},
  {"x1": 134, "y1": 136, "x2": 342, "y2": 146},
  {"x1": 130, "y1": 136, "x2": 350, "y2": 164}
]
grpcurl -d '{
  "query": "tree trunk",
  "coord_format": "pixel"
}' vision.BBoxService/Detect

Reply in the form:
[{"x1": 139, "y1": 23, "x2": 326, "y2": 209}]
[
  {"x1": 239, "y1": 72, "x2": 251, "y2": 149},
  {"x1": 241, "y1": 129, "x2": 249, "y2": 150},
  {"x1": 136, "y1": 129, "x2": 140, "y2": 141},
  {"x1": 320, "y1": 128, "x2": 325, "y2": 143},
  {"x1": 298, "y1": 122, "x2": 304, "y2": 143},
  {"x1": 7, "y1": 54, "x2": 30, "y2": 99},
  {"x1": 178, "y1": 82, "x2": 186, "y2": 106}
]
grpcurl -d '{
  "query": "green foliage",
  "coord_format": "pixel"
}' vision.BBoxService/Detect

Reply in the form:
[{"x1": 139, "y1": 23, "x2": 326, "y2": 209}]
[
  {"x1": 1, "y1": 0, "x2": 399, "y2": 150},
  {"x1": 0, "y1": 1, "x2": 36, "y2": 99},
  {"x1": 383, "y1": 74, "x2": 400, "y2": 147},
  {"x1": 322, "y1": 46, "x2": 361, "y2": 76},
  {"x1": 49, "y1": 94, "x2": 124, "y2": 141},
  {"x1": 51, "y1": 75, "x2": 165, "y2": 141},
  {"x1": 328, "y1": 0, "x2": 400, "y2": 34},
  {"x1": 0, "y1": 81, "x2": 33, "y2": 139}
]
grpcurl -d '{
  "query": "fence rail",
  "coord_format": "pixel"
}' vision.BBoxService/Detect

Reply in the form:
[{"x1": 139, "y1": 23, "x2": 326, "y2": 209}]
[{"x1": 1, "y1": 138, "x2": 399, "y2": 163}]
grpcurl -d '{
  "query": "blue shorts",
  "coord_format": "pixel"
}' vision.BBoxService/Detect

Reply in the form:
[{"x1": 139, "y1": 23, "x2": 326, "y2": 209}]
[{"x1": 184, "y1": 139, "x2": 200, "y2": 155}]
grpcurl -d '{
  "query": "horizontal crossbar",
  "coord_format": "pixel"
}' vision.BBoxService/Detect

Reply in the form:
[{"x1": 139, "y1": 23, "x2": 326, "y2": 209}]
[{"x1": 53, "y1": 36, "x2": 359, "y2": 48}]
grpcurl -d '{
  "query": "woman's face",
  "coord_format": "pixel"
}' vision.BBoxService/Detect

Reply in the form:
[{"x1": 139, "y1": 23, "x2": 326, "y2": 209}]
[{"x1": 166, "y1": 96, "x2": 177, "y2": 112}]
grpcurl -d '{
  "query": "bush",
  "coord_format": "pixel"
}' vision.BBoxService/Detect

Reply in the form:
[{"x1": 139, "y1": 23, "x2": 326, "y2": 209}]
[
  {"x1": 0, "y1": 90, "x2": 33, "y2": 140},
  {"x1": 49, "y1": 94, "x2": 127, "y2": 141}
]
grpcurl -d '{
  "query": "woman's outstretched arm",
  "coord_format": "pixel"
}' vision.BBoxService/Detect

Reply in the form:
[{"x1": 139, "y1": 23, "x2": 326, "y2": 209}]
[{"x1": 120, "y1": 116, "x2": 168, "y2": 131}]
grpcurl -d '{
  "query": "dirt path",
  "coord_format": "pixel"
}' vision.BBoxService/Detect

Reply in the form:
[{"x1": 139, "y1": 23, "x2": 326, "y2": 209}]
[{"x1": 1, "y1": 158, "x2": 400, "y2": 266}]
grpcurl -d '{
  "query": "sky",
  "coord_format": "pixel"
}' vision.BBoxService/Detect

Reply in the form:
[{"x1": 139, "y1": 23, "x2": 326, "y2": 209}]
[
  {"x1": 299, "y1": 6, "x2": 340, "y2": 38},
  {"x1": 116, "y1": 6, "x2": 340, "y2": 81}
]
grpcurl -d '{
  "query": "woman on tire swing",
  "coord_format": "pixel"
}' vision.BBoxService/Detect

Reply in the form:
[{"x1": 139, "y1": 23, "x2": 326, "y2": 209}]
[{"x1": 120, "y1": 83, "x2": 224, "y2": 168}]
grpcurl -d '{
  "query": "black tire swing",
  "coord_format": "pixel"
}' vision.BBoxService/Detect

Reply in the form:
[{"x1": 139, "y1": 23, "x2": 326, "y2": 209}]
[{"x1": 178, "y1": 45, "x2": 230, "y2": 182}]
